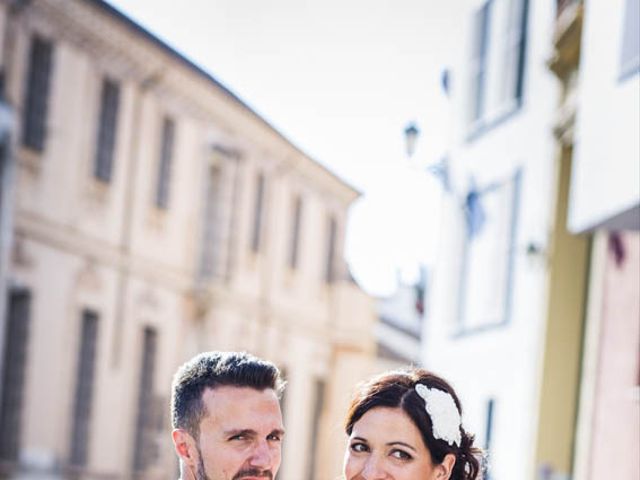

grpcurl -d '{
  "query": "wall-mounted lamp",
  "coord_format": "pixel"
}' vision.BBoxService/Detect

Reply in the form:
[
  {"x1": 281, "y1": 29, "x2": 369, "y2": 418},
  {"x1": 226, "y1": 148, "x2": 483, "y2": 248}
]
[{"x1": 404, "y1": 122, "x2": 420, "y2": 158}]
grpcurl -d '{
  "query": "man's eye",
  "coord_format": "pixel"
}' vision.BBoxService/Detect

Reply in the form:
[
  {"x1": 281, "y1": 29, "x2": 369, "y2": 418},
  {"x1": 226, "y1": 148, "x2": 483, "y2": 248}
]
[
  {"x1": 229, "y1": 435, "x2": 246, "y2": 441},
  {"x1": 391, "y1": 449, "x2": 412, "y2": 461},
  {"x1": 267, "y1": 433, "x2": 282, "y2": 442},
  {"x1": 350, "y1": 442, "x2": 368, "y2": 453}
]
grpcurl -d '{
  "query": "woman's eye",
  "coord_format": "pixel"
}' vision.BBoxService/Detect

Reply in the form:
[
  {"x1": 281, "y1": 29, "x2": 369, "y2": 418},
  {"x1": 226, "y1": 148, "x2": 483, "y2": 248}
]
[
  {"x1": 350, "y1": 442, "x2": 368, "y2": 453},
  {"x1": 391, "y1": 449, "x2": 412, "y2": 460}
]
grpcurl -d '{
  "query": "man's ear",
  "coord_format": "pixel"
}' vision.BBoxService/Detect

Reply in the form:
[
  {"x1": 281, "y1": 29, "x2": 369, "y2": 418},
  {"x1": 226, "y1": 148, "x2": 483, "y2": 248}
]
[
  {"x1": 435, "y1": 453, "x2": 456, "y2": 480},
  {"x1": 172, "y1": 429, "x2": 199, "y2": 468}
]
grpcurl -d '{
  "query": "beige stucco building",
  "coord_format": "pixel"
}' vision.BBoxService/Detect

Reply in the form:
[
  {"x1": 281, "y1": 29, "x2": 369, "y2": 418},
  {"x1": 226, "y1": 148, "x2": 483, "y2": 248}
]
[{"x1": 0, "y1": 1, "x2": 376, "y2": 479}]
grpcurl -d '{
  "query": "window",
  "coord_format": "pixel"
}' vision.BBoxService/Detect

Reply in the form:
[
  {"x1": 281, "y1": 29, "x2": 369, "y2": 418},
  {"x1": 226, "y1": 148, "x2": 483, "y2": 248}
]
[
  {"x1": 279, "y1": 368, "x2": 289, "y2": 423},
  {"x1": 289, "y1": 196, "x2": 303, "y2": 269},
  {"x1": 469, "y1": 0, "x2": 529, "y2": 127},
  {"x1": 22, "y1": 36, "x2": 53, "y2": 151},
  {"x1": 155, "y1": 117, "x2": 175, "y2": 209},
  {"x1": 251, "y1": 172, "x2": 266, "y2": 253},
  {"x1": 0, "y1": 137, "x2": 7, "y2": 215},
  {"x1": 0, "y1": 289, "x2": 32, "y2": 461},
  {"x1": 69, "y1": 310, "x2": 100, "y2": 467},
  {"x1": 457, "y1": 170, "x2": 521, "y2": 333},
  {"x1": 94, "y1": 78, "x2": 120, "y2": 182},
  {"x1": 470, "y1": 1, "x2": 492, "y2": 122},
  {"x1": 199, "y1": 165, "x2": 222, "y2": 279},
  {"x1": 325, "y1": 216, "x2": 337, "y2": 283},
  {"x1": 484, "y1": 399, "x2": 496, "y2": 480},
  {"x1": 620, "y1": 0, "x2": 640, "y2": 77},
  {"x1": 500, "y1": 0, "x2": 529, "y2": 106},
  {"x1": 306, "y1": 379, "x2": 326, "y2": 480},
  {"x1": 132, "y1": 327, "x2": 158, "y2": 472}
]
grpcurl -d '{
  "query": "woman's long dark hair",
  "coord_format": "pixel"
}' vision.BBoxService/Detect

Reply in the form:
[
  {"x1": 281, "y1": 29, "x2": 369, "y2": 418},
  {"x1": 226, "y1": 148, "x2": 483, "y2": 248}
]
[{"x1": 345, "y1": 368, "x2": 481, "y2": 480}]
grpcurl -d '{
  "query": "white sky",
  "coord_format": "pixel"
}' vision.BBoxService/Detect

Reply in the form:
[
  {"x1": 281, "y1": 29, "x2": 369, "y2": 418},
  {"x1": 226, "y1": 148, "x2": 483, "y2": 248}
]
[{"x1": 107, "y1": 0, "x2": 457, "y2": 296}]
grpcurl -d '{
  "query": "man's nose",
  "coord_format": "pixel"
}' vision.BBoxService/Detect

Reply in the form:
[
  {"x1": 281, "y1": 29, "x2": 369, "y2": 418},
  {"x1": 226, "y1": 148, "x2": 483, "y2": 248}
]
[
  {"x1": 248, "y1": 440, "x2": 273, "y2": 469},
  {"x1": 361, "y1": 455, "x2": 389, "y2": 480}
]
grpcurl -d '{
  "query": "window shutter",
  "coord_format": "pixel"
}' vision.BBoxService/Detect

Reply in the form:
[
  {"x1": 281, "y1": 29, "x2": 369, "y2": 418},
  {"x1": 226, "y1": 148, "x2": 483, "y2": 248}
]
[
  {"x1": 22, "y1": 37, "x2": 53, "y2": 151},
  {"x1": 0, "y1": 290, "x2": 32, "y2": 461},
  {"x1": 470, "y1": 1, "x2": 492, "y2": 122},
  {"x1": 69, "y1": 310, "x2": 100, "y2": 467},
  {"x1": 155, "y1": 117, "x2": 175, "y2": 209},
  {"x1": 94, "y1": 79, "x2": 120, "y2": 182}
]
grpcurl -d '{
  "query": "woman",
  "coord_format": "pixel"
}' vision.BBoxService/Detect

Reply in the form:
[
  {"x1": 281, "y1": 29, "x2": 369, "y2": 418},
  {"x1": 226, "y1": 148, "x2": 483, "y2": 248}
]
[{"x1": 343, "y1": 368, "x2": 481, "y2": 480}]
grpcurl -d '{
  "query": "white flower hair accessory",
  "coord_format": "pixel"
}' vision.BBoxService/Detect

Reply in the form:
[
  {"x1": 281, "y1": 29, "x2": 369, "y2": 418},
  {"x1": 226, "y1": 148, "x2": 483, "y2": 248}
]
[{"x1": 414, "y1": 383, "x2": 462, "y2": 447}]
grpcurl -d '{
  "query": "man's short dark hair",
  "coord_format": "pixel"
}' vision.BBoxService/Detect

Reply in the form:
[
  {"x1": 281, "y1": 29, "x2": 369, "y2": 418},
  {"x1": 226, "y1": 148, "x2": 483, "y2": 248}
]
[{"x1": 170, "y1": 351, "x2": 285, "y2": 438}]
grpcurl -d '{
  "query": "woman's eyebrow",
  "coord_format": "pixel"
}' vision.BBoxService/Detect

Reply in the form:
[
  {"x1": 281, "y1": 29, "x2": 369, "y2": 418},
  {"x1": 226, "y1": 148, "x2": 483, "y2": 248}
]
[
  {"x1": 387, "y1": 441, "x2": 417, "y2": 452},
  {"x1": 352, "y1": 436, "x2": 368, "y2": 443}
]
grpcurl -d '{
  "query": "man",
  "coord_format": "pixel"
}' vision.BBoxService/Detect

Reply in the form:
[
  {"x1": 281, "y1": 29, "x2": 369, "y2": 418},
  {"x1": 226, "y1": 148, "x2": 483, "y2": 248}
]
[{"x1": 171, "y1": 351, "x2": 286, "y2": 480}]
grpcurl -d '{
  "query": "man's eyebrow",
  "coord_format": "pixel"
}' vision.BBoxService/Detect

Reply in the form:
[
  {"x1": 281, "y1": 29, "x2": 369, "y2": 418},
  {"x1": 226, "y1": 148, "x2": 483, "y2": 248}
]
[
  {"x1": 270, "y1": 428, "x2": 286, "y2": 437},
  {"x1": 223, "y1": 428, "x2": 257, "y2": 438},
  {"x1": 387, "y1": 441, "x2": 417, "y2": 452}
]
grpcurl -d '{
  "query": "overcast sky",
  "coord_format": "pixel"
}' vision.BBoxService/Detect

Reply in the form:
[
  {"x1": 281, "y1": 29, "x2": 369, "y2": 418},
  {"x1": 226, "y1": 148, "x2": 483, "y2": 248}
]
[{"x1": 107, "y1": 0, "x2": 458, "y2": 296}]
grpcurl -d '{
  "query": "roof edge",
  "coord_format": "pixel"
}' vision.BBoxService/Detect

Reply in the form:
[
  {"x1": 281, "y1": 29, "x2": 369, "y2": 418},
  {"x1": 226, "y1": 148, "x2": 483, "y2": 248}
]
[{"x1": 86, "y1": 0, "x2": 361, "y2": 197}]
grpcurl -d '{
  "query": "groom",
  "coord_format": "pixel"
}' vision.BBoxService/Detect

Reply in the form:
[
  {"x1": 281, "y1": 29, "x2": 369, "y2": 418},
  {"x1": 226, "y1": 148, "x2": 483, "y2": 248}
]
[{"x1": 171, "y1": 351, "x2": 286, "y2": 480}]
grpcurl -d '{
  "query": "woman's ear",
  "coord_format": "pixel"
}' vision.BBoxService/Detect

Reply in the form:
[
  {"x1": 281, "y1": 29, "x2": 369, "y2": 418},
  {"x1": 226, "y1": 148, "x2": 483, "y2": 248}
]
[{"x1": 436, "y1": 453, "x2": 456, "y2": 479}]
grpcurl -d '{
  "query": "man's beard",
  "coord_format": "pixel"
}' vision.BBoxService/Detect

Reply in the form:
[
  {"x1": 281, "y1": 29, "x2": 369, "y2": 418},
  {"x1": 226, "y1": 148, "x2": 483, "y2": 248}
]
[
  {"x1": 196, "y1": 446, "x2": 211, "y2": 480},
  {"x1": 195, "y1": 445, "x2": 273, "y2": 480}
]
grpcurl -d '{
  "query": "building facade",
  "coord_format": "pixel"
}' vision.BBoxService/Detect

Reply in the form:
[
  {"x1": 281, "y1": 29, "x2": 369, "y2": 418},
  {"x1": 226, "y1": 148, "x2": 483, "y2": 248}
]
[
  {"x1": 421, "y1": 1, "x2": 570, "y2": 479},
  {"x1": 375, "y1": 270, "x2": 425, "y2": 371},
  {"x1": 0, "y1": 1, "x2": 376, "y2": 479},
  {"x1": 562, "y1": 0, "x2": 639, "y2": 478},
  {"x1": 424, "y1": 0, "x2": 639, "y2": 479}
]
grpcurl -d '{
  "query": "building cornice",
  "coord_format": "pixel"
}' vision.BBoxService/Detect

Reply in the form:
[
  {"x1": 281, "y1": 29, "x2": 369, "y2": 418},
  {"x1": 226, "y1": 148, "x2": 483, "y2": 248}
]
[{"x1": 43, "y1": 0, "x2": 361, "y2": 203}]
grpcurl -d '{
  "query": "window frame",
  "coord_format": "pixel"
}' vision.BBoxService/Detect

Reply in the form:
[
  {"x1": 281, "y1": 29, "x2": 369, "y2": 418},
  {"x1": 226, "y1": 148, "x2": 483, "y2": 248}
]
[{"x1": 455, "y1": 169, "x2": 522, "y2": 336}]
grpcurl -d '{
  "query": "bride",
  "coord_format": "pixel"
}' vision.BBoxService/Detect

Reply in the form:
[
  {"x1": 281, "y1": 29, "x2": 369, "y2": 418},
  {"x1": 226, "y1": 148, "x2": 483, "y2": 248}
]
[{"x1": 343, "y1": 368, "x2": 481, "y2": 480}]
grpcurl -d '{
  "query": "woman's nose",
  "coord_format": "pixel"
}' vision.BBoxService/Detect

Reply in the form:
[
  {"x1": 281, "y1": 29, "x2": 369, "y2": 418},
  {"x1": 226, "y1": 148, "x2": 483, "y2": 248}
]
[{"x1": 360, "y1": 455, "x2": 389, "y2": 480}]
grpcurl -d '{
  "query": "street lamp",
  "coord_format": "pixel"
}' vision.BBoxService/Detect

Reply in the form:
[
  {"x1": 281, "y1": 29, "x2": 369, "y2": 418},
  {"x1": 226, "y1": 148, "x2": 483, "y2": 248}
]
[{"x1": 404, "y1": 122, "x2": 420, "y2": 158}]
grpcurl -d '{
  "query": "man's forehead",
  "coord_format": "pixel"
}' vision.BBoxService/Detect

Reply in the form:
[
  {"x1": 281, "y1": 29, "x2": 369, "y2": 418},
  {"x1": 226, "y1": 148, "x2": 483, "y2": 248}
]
[
  {"x1": 200, "y1": 385, "x2": 282, "y2": 428},
  {"x1": 202, "y1": 384, "x2": 279, "y2": 402}
]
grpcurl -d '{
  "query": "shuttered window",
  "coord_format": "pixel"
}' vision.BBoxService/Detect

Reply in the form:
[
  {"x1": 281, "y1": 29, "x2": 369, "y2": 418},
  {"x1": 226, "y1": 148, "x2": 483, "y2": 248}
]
[
  {"x1": 0, "y1": 290, "x2": 32, "y2": 461},
  {"x1": 289, "y1": 196, "x2": 303, "y2": 269},
  {"x1": 132, "y1": 327, "x2": 158, "y2": 472},
  {"x1": 94, "y1": 78, "x2": 120, "y2": 182},
  {"x1": 306, "y1": 379, "x2": 326, "y2": 480},
  {"x1": 199, "y1": 165, "x2": 222, "y2": 279},
  {"x1": 251, "y1": 173, "x2": 265, "y2": 253},
  {"x1": 483, "y1": 398, "x2": 496, "y2": 480},
  {"x1": 69, "y1": 310, "x2": 100, "y2": 467},
  {"x1": 0, "y1": 138, "x2": 7, "y2": 215},
  {"x1": 155, "y1": 117, "x2": 175, "y2": 209},
  {"x1": 501, "y1": 0, "x2": 529, "y2": 105},
  {"x1": 470, "y1": 1, "x2": 492, "y2": 122},
  {"x1": 325, "y1": 216, "x2": 337, "y2": 284},
  {"x1": 22, "y1": 36, "x2": 53, "y2": 151},
  {"x1": 620, "y1": 0, "x2": 640, "y2": 77}
]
